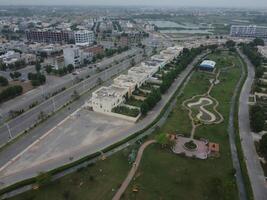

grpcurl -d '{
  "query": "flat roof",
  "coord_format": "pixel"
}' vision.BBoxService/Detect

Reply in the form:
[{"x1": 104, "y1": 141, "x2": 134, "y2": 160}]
[
  {"x1": 200, "y1": 60, "x2": 216, "y2": 68},
  {"x1": 94, "y1": 85, "x2": 128, "y2": 100}
]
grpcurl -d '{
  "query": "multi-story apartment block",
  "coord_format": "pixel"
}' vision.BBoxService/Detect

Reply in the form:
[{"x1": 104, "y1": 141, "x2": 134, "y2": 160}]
[
  {"x1": 230, "y1": 25, "x2": 267, "y2": 39},
  {"x1": 63, "y1": 46, "x2": 81, "y2": 67},
  {"x1": 26, "y1": 30, "x2": 74, "y2": 44},
  {"x1": 74, "y1": 30, "x2": 95, "y2": 46}
]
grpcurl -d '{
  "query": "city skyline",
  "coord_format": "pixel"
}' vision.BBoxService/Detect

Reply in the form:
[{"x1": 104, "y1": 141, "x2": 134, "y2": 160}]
[{"x1": 1, "y1": 0, "x2": 267, "y2": 8}]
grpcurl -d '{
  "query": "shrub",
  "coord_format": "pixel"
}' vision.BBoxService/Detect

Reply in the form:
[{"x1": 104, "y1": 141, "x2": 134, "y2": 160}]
[{"x1": 0, "y1": 75, "x2": 8, "y2": 86}]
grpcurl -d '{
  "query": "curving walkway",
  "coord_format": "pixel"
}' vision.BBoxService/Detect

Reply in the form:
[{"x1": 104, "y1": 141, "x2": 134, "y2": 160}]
[
  {"x1": 182, "y1": 70, "x2": 224, "y2": 138},
  {"x1": 112, "y1": 140, "x2": 156, "y2": 200}
]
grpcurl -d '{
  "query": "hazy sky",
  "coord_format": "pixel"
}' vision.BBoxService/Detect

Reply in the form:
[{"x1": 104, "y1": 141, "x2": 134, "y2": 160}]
[{"x1": 0, "y1": 0, "x2": 266, "y2": 8}]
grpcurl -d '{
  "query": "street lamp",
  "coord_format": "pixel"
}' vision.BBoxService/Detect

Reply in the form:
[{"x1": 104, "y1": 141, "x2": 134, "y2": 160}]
[{"x1": 5, "y1": 123, "x2": 12, "y2": 139}]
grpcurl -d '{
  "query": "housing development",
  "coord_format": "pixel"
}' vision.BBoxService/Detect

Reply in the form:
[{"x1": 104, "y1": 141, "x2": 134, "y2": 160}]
[{"x1": 0, "y1": 2, "x2": 267, "y2": 200}]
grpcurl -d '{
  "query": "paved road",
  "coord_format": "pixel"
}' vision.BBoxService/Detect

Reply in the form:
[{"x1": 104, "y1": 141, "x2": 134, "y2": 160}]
[
  {"x1": 0, "y1": 48, "x2": 141, "y2": 124},
  {"x1": 0, "y1": 49, "x2": 149, "y2": 148},
  {"x1": 0, "y1": 51, "x2": 205, "y2": 189},
  {"x1": 112, "y1": 140, "x2": 156, "y2": 200},
  {"x1": 0, "y1": 49, "x2": 152, "y2": 167},
  {"x1": 227, "y1": 51, "x2": 247, "y2": 200},
  {"x1": 238, "y1": 49, "x2": 267, "y2": 200}
]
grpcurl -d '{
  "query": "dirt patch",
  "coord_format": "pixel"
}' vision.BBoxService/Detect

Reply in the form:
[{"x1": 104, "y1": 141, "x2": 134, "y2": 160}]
[{"x1": 0, "y1": 81, "x2": 33, "y2": 94}]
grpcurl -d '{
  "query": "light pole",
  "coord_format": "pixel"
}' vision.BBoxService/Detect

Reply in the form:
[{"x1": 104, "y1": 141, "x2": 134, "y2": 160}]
[{"x1": 5, "y1": 123, "x2": 12, "y2": 139}]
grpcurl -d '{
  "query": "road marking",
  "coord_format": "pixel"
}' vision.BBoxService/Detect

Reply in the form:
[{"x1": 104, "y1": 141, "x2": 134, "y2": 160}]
[{"x1": 0, "y1": 108, "x2": 81, "y2": 174}]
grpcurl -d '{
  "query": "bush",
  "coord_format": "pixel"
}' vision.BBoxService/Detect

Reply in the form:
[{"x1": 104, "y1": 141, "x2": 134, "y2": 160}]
[
  {"x1": 0, "y1": 85, "x2": 23, "y2": 103},
  {"x1": 259, "y1": 134, "x2": 267, "y2": 160},
  {"x1": 250, "y1": 104, "x2": 265, "y2": 132},
  {"x1": 112, "y1": 106, "x2": 139, "y2": 117},
  {"x1": 28, "y1": 72, "x2": 46, "y2": 86},
  {"x1": 0, "y1": 76, "x2": 8, "y2": 86}
]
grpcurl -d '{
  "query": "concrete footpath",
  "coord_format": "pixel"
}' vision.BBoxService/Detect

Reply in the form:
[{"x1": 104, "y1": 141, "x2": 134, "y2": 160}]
[{"x1": 238, "y1": 50, "x2": 267, "y2": 200}]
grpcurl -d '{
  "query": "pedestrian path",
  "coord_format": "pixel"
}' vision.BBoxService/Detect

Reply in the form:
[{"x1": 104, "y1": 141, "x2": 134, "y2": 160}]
[{"x1": 112, "y1": 140, "x2": 156, "y2": 200}]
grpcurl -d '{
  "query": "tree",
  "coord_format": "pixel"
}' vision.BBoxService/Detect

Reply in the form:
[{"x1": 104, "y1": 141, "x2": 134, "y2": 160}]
[
  {"x1": 253, "y1": 38, "x2": 264, "y2": 46},
  {"x1": 0, "y1": 76, "x2": 8, "y2": 86},
  {"x1": 35, "y1": 62, "x2": 41, "y2": 72},
  {"x1": 225, "y1": 40, "x2": 236, "y2": 48},
  {"x1": 259, "y1": 134, "x2": 267, "y2": 160},
  {"x1": 45, "y1": 65, "x2": 53, "y2": 74},
  {"x1": 10, "y1": 71, "x2": 21, "y2": 80},
  {"x1": 250, "y1": 104, "x2": 265, "y2": 132},
  {"x1": 0, "y1": 85, "x2": 23, "y2": 103},
  {"x1": 67, "y1": 64, "x2": 74, "y2": 73}
]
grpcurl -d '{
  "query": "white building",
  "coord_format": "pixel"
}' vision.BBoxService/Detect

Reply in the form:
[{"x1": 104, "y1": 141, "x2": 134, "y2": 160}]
[
  {"x1": 90, "y1": 85, "x2": 128, "y2": 113},
  {"x1": 113, "y1": 74, "x2": 145, "y2": 96},
  {"x1": 0, "y1": 51, "x2": 21, "y2": 65},
  {"x1": 74, "y1": 30, "x2": 95, "y2": 46},
  {"x1": 230, "y1": 25, "x2": 267, "y2": 39},
  {"x1": 63, "y1": 46, "x2": 81, "y2": 67}
]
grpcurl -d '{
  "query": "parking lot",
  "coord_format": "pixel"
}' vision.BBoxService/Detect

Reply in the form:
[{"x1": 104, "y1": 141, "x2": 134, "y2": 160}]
[{"x1": 0, "y1": 108, "x2": 134, "y2": 179}]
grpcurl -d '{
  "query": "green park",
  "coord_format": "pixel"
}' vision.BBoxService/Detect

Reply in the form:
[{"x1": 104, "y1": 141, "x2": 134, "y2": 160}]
[{"x1": 9, "y1": 50, "x2": 244, "y2": 200}]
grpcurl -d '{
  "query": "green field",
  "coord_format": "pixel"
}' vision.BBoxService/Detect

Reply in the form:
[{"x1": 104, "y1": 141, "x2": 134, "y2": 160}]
[
  {"x1": 10, "y1": 51, "x2": 243, "y2": 200},
  {"x1": 122, "y1": 50, "x2": 242, "y2": 199}
]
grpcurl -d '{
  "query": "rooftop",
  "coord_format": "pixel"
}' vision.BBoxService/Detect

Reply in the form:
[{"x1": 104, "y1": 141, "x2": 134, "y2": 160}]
[{"x1": 200, "y1": 60, "x2": 216, "y2": 68}]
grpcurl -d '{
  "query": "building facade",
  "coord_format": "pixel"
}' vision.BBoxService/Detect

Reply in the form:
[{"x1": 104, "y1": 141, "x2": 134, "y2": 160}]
[
  {"x1": 74, "y1": 30, "x2": 95, "y2": 46},
  {"x1": 26, "y1": 30, "x2": 74, "y2": 44},
  {"x1": 63, "y1": 46, "x2": 81, "y2": 68},
  {"x1": 230, "y1": 25, "x2": 267, "y2": 39}
]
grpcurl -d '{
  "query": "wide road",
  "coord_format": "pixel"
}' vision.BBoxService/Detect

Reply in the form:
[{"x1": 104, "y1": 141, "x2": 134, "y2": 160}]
[
  {"x1": 238, "y1": 49, "x2": 267, "y2": 200},
  {"x1": 0, "y1": 51, "x2": 206, "y2": 189},
  {"x1": 0, "y1": 48, "x2": 152, "y2": 167},
  {"x1": 0, "y1": 48, "x2": 149, "y2": 148},
  {"x1": 0, "y1": 48, "x2": 141, "y2": 123}
]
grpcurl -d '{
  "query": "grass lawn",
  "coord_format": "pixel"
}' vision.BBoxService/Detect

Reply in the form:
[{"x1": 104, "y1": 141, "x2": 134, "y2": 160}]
[
  {"x1": 10, "y1": 152, "x2": 131, "y2": 200},
  {"x1": 122, "y1": 50, "x2": 242, "y2": 200},
  {"x1": 9, "y1": 51, "x2": 242, "y2": 200}
]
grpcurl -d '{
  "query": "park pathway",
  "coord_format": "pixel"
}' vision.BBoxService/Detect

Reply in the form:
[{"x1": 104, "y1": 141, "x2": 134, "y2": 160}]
[{"x1": 112, "y1": 140, "x2": 156, "y2": 200}]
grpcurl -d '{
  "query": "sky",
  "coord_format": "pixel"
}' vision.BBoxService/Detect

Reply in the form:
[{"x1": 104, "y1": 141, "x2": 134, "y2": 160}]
[{"x1": 0, "y1": 0, "x2": 266, "y2": 8}]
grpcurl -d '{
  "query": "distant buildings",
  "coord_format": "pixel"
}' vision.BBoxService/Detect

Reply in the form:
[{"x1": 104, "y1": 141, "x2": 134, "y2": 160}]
[
  {"x1": 74, "y1": 30, "x2": 95, "y2": 46},
  {"x1": 0, "y1": 50, "x2": 21, "y2": 65},
  {"x1": 26, "y1": 30, "x2": 74, "y2": 44},
  {"x1": 230, "y1": 25, "x2": 267, "y2": 39}
]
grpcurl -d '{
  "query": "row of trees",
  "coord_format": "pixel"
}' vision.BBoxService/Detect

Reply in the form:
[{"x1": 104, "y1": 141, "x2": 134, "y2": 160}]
[
  {"x1": 139, "y1": 46, "x2": 208, "y2": 116},
  {"x1": 250, "y1": 104, "x2": 266, "y2": 133},
  {"x1": 160, "y1": 46, "x2": 207, "y2": 94},
  {"x1": 45, "y1": 64, "x2": 74, "y2": 76},
  {"x1": 140, "y1": 88, "x2": 161, "y2": 115},
  {"x1": 240, "y1": 39, "x2": 264, "y2": 69},
  {"x1": 0, "y1": 85, "x2": 23, "y2": 103},
  {"x1": 28, "y1": 72, "x2": 46, "y2": 87}
]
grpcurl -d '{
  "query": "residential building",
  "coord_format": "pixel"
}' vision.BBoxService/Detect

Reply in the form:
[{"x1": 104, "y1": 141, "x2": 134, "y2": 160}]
[
  {"x1": 0, "y1": 50, "x2": 21, "y2": 65},
  {"x1": 26, "y1": 30, "x2": 74, "y2": 44},
  {"x1": 90, "y1": 85, "x2": 128, "y2": 113},
  {"x1": 74, "y1": 30, "x2": 95, "y2": 46},
  {"x1": 230, "y1": 25, "x2": 267, "y2": 39},
  {"x1": 43, "y1": 55, "x2": 65, "y2": 70},
  {"x1": 113, "y1": 74, "x2": 144, "y2": 96},
  {"x1": 63, "y1": 46, "x2": 81, "y2": 67}
]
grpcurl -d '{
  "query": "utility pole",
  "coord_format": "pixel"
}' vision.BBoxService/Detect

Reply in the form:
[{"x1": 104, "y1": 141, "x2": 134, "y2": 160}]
[
  {"x1": 52, "y1": 97, "x2": 56, "y2": 112},
  {"x1": 5, "y1": 123, "x2": 12, "y2": 139}
]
